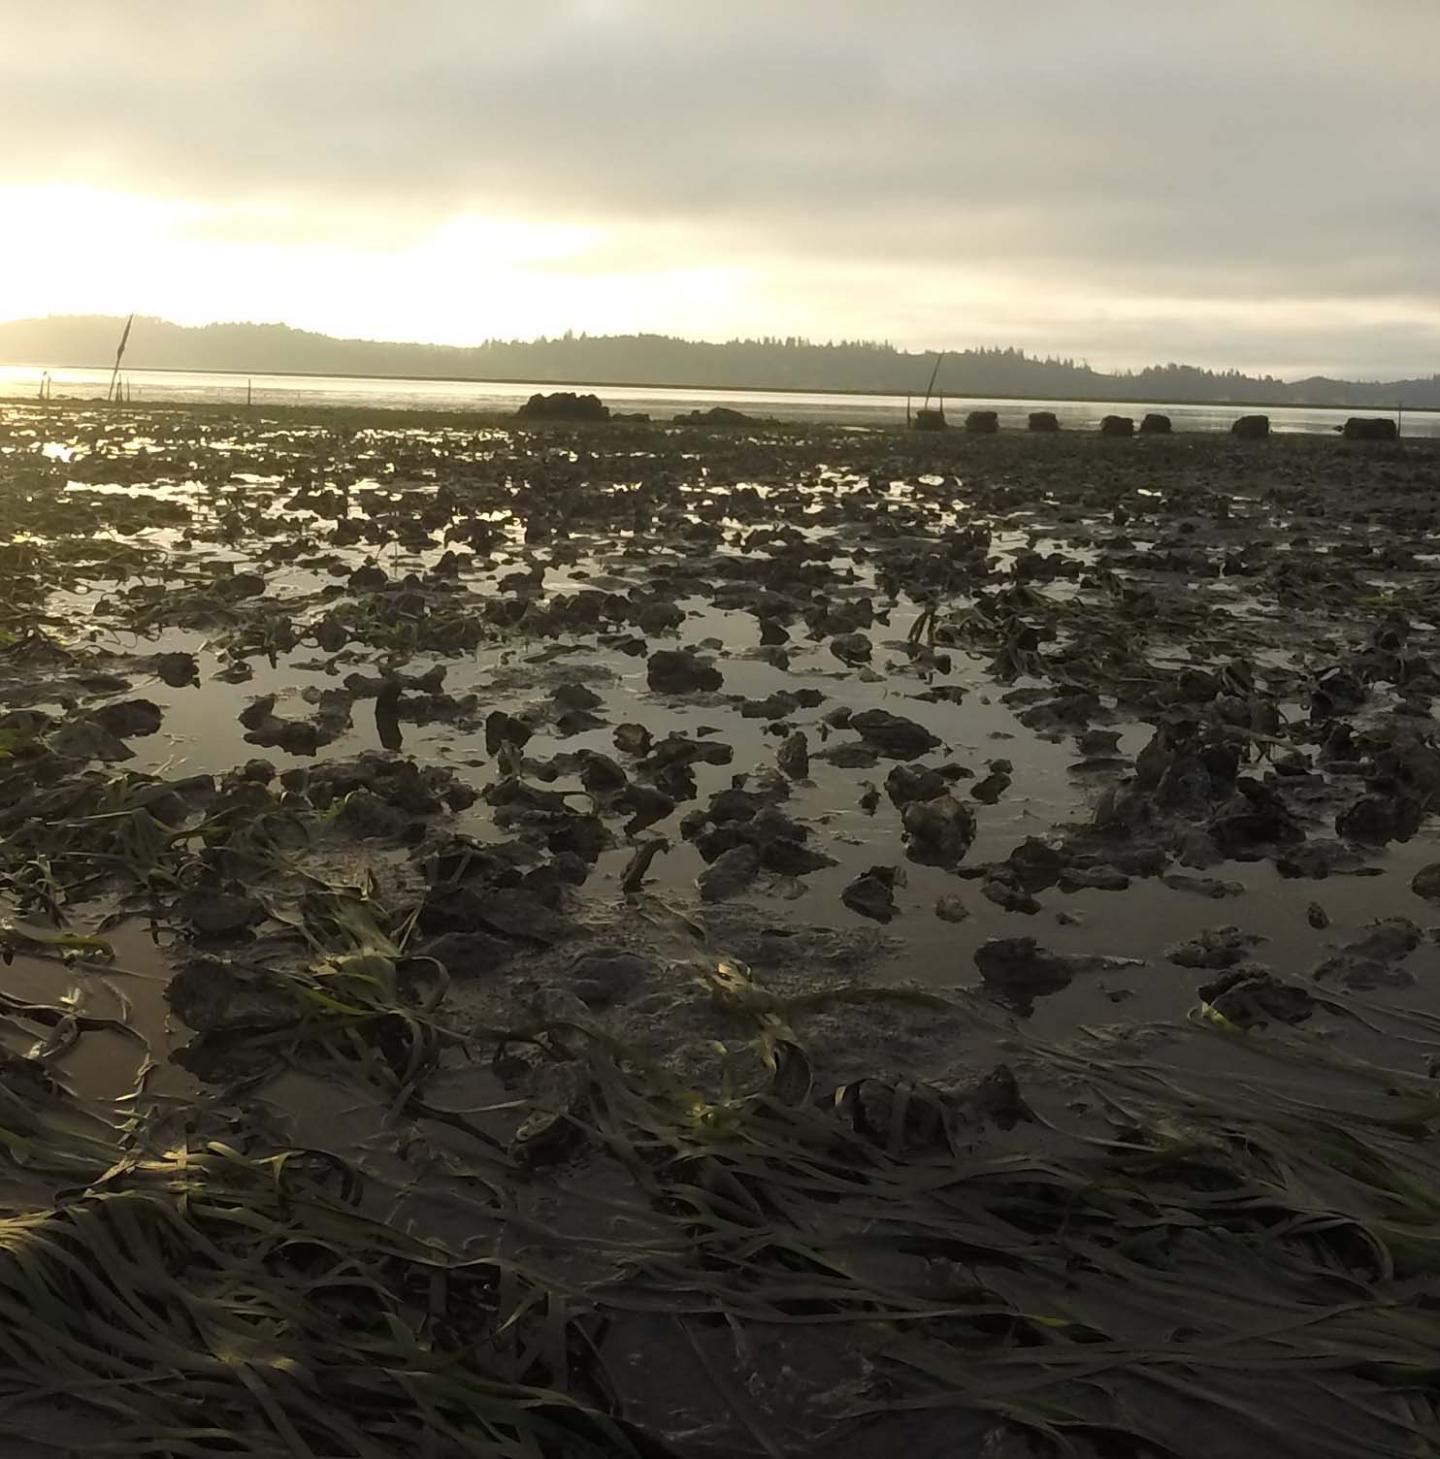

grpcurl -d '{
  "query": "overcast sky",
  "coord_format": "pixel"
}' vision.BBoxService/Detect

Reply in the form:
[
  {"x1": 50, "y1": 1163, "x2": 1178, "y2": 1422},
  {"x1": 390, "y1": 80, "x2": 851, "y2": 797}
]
[{"x1": 0, "y1": 0, "x2": 1435, "y2": 377}]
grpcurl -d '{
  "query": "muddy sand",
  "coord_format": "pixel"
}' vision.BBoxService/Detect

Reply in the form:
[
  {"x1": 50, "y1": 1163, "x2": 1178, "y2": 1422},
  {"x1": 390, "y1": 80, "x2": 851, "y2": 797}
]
[{"x1": 2, "y1": 400, "x2": 1439, "y2": 1458}]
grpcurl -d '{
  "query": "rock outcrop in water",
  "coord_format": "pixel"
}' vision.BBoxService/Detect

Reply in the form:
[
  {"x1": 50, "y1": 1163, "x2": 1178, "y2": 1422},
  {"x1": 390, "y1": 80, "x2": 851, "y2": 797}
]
[{"x1": 515, "y1": 391, "x2": 611, "y2": 422}]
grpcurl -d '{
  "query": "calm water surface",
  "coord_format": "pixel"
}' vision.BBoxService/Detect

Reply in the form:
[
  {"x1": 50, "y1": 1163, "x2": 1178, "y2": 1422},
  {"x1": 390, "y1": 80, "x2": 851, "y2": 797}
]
[{"x1": 1, "y1": 363, "x2": 1431, "y2": 435}]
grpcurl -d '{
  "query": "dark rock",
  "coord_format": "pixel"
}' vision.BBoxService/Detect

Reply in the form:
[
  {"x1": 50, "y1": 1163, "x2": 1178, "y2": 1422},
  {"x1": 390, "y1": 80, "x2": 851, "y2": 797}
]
[
  {"x1": 885, "y1": 762, "x2": 949, "y2": 807},
  {"x1": 48, "y1": 718, "x2": 132, "y2": 763},
  {"x1": 647, "y1": 649, "x2": 723, "y2": 694},
  {"x1": 1342, "y1": 417, "x2": 1398, "y2": 441},
  {"x1": 737, "y1": 691, "x2": 799, "y2": 720},
  {"x1": 485, "y1": 711, "x2": 533, "y2": 755},
  {"x1": 841, "y1": 866, "x2": 902, "y2": 923},
  {"x1": 166, "y1": 957, "x2": 296, "y2": 1034},
  {"x1": 1231, "y1": 415, "x2": 1270, "y2": 439},
  {"x1": 816, "y1": 740, "x2": 880, "y2": 769},
  {"x1": 935, "y1": 893, "x2": 970, "y2": 922},
  {"x1": 314, "y1": 615, "x2": 349, "y2": 652},
  {"x1": 981, "y1": 875, "x2": 1041, "y2": 915},
  {"x1": 415, "y1": 931, "x2": 513, "y2": 978},
  {"x1": 850, "y1": 708, "x2": 940, "y2": 758},
  {"x1": 93, "y1": 699, "x2": 163, "y2": 738},
  {"x1": 1167, "y1": 925, "x2": 1263, "y2": 969},
  {"x1": 149, "y1": 651, "x2": 199, "y2": 687},
  {"x1": 636, "y1": 600, "x2": 685, "y2": 636},
  {"x1": 349, "y1": 563, "x2": 388, "y2": 592},
  {"x1": 777, "y1": 731, "x2": 810, "y2": 779},
  {"x1": 474, "y1": 887, "x2": 572, "y2": 944},
  {"x1": 577, "y1": 751, "x2": 628, "y2": 794},
  {"x1": 836, "y1": 1077, "x2": 950, "y2": 1153},
  {"x1": 614, "y1": 722, "x2": 653, "y2": 757},
  {"x1": 698, "y1": 844, "x2": 761, "y2": 902},
  {"x1": 965, "y1": 410, "x2": 999, "y2": 434},
  {"x1": 177, "y1": 890, "x2": 264, "y2": 939},
  {"x1": 830, "y1": 631, "x2": 872, "y2": 666},
  {"x1": 1005, "y1": 838, "x2": 1067, "y2": 891},
  {"x1": 238, "y1": 694, "x2": 338, "y2": 756},
  {"x1": 618, "y1": 784, "x2": 674, "y2": 835},
  {"x1": 1411, "y1": 863, "x2": 1440, "y2": 902},
  {"x1": 969, "y1": 768, "x2": 1010, "y2": 803},
  {"x1": 568, "y1": 949, "x2": 653, "y2": 1007},
  {"x1": 1077, "y1": 729, "x2": 1122, "y2": 757},
  {"x1": 1336, "y1": 793, "x2": 1420, "y2": 845},
  {"x1": 1100, "y1": 415, "x2": 1134, "y2": 437},
  {"x1": 1028, "y1": 411, "x2": 1060, "y2": 432},
  {"x1": 1200, "y1": 968, "x2": 1314, "y2": 1027},
  {"x1": 902, "y1": 794, "x2": 976, "y2": 867},
  {"x1": 553, "y1": 682, "x2": 604, "y2": 713},
  {"x1": 1139, "y1": 413, "x2": 1172, "y2": 434},
  {"x1": 217, "y1": 571, "x2": 265, "y2": 600},
  {"x1": 975, "y1": 937, "x2": 1074, "y2": 998},
  {"x1": 336, "y1": 789, "x2": 415, "y2": 840},
  {"x1": 1330, "y1": 918, "x2": 1420, "y2": 965},
  {"x1": 958, "y1": 1064, "x2": 1032, "y2": 1128}
]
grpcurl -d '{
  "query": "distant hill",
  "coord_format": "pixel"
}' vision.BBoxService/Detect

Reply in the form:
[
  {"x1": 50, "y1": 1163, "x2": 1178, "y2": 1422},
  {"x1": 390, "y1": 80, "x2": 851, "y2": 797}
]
[{"x1": 2, "y1": 314, "x2": 1437, "y2": 409}]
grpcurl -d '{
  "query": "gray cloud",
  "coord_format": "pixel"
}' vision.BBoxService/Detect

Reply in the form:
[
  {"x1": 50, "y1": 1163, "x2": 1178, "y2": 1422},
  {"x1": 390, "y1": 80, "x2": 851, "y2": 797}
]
[{"x1": 1, "y1": 0, "x2": 1437, "y2": 372}]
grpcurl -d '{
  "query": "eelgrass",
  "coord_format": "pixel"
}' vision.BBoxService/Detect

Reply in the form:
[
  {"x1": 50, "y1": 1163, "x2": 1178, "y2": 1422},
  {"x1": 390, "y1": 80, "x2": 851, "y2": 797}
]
[{"x1": 3, "y1": 995, "x2": 1440, "y2": 1457}]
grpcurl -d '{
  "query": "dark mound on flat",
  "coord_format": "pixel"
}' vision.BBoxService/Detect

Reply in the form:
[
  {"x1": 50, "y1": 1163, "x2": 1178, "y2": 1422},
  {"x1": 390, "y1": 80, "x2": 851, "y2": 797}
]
[
  {"x1": 515, "y1": 391, "x2": 611, "y2": 422},
  {"x1": 672, "y1": 406, "x2": 770, "y2": 426}
]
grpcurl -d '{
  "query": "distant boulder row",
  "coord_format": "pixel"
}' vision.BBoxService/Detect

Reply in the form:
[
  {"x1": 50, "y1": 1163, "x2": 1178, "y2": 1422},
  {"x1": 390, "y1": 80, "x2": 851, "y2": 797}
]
[
  {"x1": 1139, "y1": 413, "x2": 1172, "y2": 434},
  {"x1": 1342, "y1": 417, "x2": 1399, "y2": 441},
  {"x1": 1028, "y1": 411, "x2": 1060, "y2": 432},
  {"x1": 1231, "y1": 415, "x2": 1270, "y2": 439},
  {"x1": 1100, "y1": 415, "x2": 1135, "y2": 437},
  {"x1": 965, "y1": 410, "x2": 999, "y2": 434},
  {"x1": 515, "y1": 391, "x2": 611, "y2": 422}
]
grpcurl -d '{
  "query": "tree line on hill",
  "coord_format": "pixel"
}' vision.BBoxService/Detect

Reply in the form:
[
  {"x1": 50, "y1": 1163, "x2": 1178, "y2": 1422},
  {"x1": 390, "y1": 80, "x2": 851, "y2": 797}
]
[{"x1": 1, "y1": 314, "x2": 1436, "y2": 408}]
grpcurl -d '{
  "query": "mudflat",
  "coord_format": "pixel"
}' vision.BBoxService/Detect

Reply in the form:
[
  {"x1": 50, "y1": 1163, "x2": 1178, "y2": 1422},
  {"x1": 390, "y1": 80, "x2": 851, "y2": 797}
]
[{"x1": 2, "y1": 399, "x2": 1438, "y2": 1458}]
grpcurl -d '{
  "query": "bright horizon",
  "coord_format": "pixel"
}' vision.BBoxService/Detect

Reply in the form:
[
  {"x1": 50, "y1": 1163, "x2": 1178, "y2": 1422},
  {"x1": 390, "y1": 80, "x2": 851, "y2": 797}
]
[{"x1": 2, "y1": 3, "x2": 1437, "y2": 381}]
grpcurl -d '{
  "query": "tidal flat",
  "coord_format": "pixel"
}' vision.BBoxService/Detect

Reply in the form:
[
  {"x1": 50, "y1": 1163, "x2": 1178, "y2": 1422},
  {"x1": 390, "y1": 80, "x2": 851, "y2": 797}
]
[{"x1": 2, "y1": 399, "x2": 1439, "y2": 1458}]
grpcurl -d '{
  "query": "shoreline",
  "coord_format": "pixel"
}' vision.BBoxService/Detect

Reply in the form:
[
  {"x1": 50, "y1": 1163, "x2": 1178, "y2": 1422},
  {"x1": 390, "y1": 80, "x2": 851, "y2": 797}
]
[
  {"x1": 3, "y1": 391, "x2": 1437, "y2": 441},
  {"x1": 2, "y1": 358, "x2": 1434, "y2": 416}
]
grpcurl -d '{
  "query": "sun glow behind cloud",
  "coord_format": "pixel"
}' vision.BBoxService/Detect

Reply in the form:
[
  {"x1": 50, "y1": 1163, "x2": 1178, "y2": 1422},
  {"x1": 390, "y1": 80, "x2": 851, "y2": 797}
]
[
  {"x1": 0, "y1": 183, "x2": 748, "y2": 344},
  {"x1": 1, "y1": 0, "x2": 1438, "y2": 385}
]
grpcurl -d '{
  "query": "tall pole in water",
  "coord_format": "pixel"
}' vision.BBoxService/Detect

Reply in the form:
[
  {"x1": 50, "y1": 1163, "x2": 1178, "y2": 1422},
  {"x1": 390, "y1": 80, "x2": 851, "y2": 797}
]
[
  {"x1": 922, "y1": 352, "x2": 944, "y2": 411},
  {"x1": 107, "y1": 314, "x2": 134, "y2": 403}
]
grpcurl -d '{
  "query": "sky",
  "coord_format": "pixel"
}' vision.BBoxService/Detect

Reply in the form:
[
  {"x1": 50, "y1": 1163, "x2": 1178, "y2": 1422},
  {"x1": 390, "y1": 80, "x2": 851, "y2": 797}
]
[{"x1": 0, "y1": 0, "x2": 1436, "y2": 379}]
